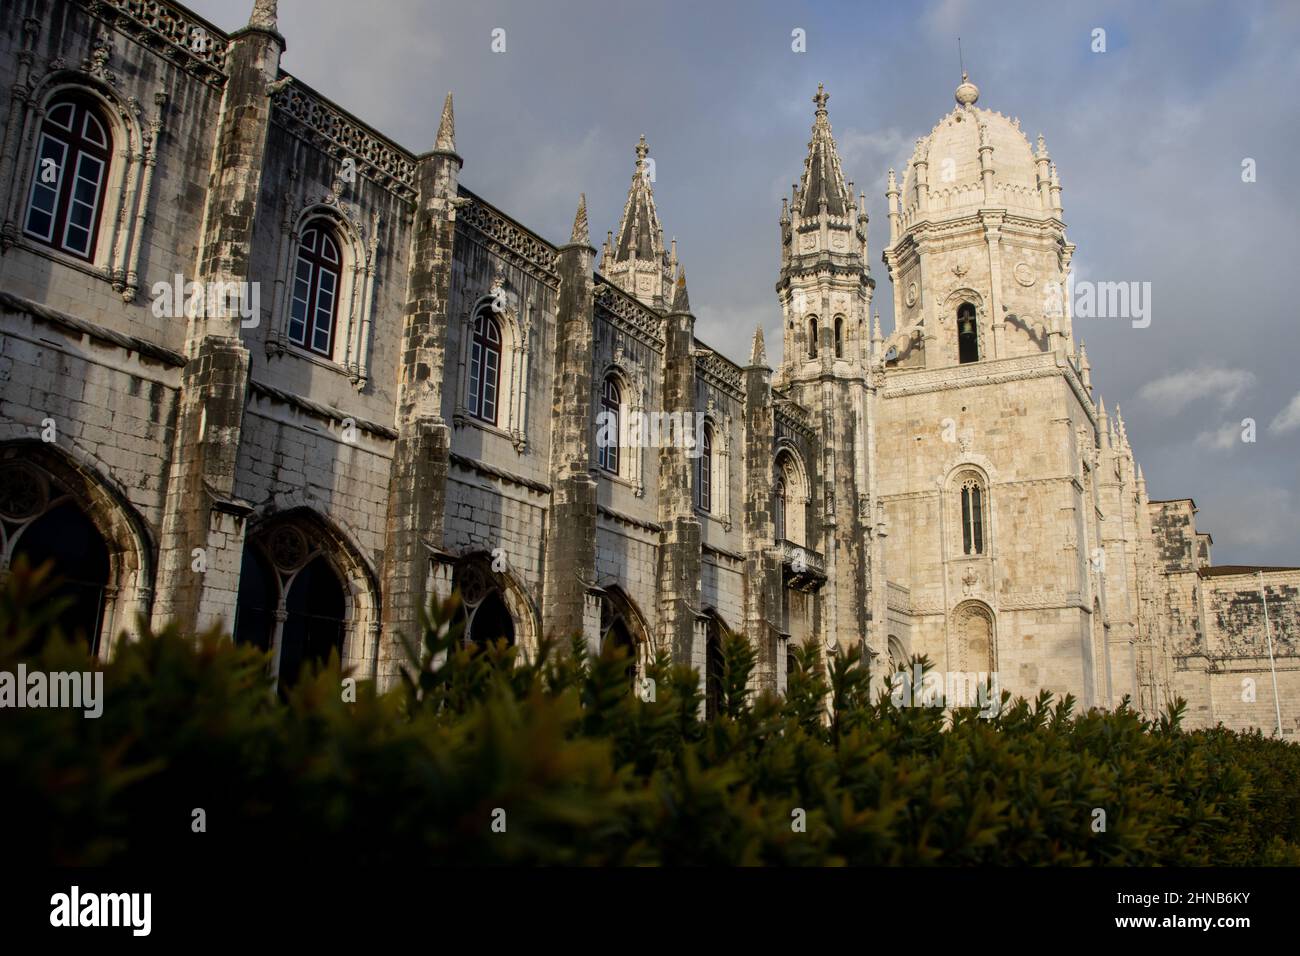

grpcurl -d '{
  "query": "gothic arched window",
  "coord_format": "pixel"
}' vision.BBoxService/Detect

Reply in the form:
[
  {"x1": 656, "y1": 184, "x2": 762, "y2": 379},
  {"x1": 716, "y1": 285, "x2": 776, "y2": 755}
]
[
  {"x1": 774, "y1": 476, "x2": 787, "y2": 542},
  {"x1": 467, "y1": 308, "x2": 503, "y2": 425},
  {"x1": 289, "y1": 220, "x2": 342, "y2": 357},
  {"x1": 696, "y1": 423, "x2": 713, "y2": 513},
  {"x1": 834, "y1": 316, "x2": 844, "y2": 358},
  {"x1": 807, "y1": 316, "x2": 818, "y2": 358},
  {"x1": 704, "y1": 613, "x2": 725, "y2": 720},
  {"x1": 598, "y1": 374, "x2": 621, "y2": 474},
  {"x1": 454, "y1": 560, "x2": 516, "y2": 652},
  {"x1": 10, "y1": 499, "x2": 110, "y2": 654},
  {"x1": 957, "y1": 302, "x2": 979, "y2": 364},
  {"x1": 960, "y1": 474, "x2": 986, "y2": 555},
  {"x1": 23, "y1": 93, "x2": 111, "y2": 261},
  {"x1": 233, "y1": 524, "x2": 347, "y2": 692}
]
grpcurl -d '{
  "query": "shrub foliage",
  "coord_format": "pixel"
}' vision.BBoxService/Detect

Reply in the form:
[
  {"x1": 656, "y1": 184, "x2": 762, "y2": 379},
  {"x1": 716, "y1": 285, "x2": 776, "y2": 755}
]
[{"x1": 3, "y1": 559, "x2": 1299, "y2": 865}]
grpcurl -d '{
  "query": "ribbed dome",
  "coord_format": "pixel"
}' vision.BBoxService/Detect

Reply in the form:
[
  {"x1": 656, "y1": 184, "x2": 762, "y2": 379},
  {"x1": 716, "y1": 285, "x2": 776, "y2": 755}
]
[{"x1": 900, "y1": 82, "x2": 1046, "y2": 226}]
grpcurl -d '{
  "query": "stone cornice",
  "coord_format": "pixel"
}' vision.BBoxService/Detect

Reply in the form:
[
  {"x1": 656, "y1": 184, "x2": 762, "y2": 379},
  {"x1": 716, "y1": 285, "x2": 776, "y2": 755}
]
[
  {"x1": 598, "y1": 504, "x2": 662, "y2": 535},
  {"x1": 271, "y1": 79, "x2": 417, "y2": 202},
  {"x1": 78, "y1": 0, "x2": 229, "y2": 87},
  {"x1": 593, "y1": 278, "x2": 663, "y2": 347},
  {"x1": 449, "y1": 452, "x2": 551, "y2": 495},
  {"x1": 249, "y1": 379, "x2": 397, "y2": 440},
  {"x1": 882, "y1": 350, "x2": 1094, "y2": 426},
  {"x1": 695, "y1": 346, "x2": 744, "y2": 397},
  {"x1": 457, "y1": 188, "x2": 560, "y2": 284},
  {"x1": 0, "y1": 290, "x2": 186, "y2": 367}
]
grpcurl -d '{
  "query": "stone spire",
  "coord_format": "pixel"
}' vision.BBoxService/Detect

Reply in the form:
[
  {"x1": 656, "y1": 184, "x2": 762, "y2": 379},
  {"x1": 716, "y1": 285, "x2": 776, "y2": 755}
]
[
  {"x1": 570, "y1": 193, "x2": 590, "y2": 245},
  {"x1": 248, "y1": 0, "x2": 278, "y2": 30},
  {"x1": 605, "y1": 134, "x2": 674, "y2": 308},
  {"x1": 794, "y1": 83, "x2": 854, "y2": 218},
  {"x1": 749, "y1": 326, "x2": 767, "y2": 366},
  {"x1": 434, "y1": 92, "x2": 455, "y2": 153},
  {"x1": 1115, "y1": 404, "x2": 1130, "y2": 448},
  {"x1": 778, "y1": 83, "x2": 872, "y2": 383}
]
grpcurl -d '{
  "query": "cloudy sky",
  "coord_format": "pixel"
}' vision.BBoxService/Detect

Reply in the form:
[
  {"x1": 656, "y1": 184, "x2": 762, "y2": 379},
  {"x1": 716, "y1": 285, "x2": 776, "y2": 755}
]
[{"x1": 191, "y1": 0, "x2": 1300, "y2": 565}]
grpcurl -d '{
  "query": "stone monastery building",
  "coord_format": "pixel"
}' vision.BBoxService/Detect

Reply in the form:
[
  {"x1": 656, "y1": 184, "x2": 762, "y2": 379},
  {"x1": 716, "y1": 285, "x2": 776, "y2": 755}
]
[{"x1": 1, "y1": 0, "x2": 1296, "y2": 733}]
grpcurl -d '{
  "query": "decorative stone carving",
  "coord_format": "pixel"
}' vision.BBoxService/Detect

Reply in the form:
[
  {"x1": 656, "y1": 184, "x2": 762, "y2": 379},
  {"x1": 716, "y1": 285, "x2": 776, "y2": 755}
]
[
  {"x1": 271, "y1": 85, "x2": 417, "y2": 200},
  {"x1": 268, "y1": 525, "x2": 309, "y2": 572},
  {"x1": 0, "y1": 463, "x2": 48, "y2": 521}
]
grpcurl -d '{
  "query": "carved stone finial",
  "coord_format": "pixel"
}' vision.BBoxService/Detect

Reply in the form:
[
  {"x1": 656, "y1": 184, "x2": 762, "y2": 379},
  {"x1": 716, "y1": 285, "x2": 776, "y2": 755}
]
[
  {"x1": 813, "y1": 83, "x2": 829, "y2": 115},
  {"x1": 635, "y1": 134, "x2": 649, "y2": 165},
  {"x1": 570, "y1": 193, "x2": 589, "y2": 245},
  {"x1": 955, "y1": 70, "x2": 979, "y2": 107},
  {"x1": 750, "y1": 326, "x2": 767, "y2": 366},
  {"x1": 434, "y1": 91, "x2": 455, "y2": 152},
  {"x1": 248, "y1": 0, "x2": 278, "y2": 30}
]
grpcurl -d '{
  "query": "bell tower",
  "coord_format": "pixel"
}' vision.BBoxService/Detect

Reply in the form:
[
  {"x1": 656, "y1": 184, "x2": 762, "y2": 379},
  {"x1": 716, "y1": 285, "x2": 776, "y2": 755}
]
[{"x1": 775, "y1": 85, "x2": 879, "y2": 656}]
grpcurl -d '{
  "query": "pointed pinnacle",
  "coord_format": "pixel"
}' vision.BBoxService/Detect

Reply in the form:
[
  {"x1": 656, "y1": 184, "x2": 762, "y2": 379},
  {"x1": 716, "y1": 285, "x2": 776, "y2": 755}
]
[
  {"x1": 750, "y1": 326, "x2": 767, "y2": 366},
  {"x1": 671, "y1": 267, "x2": 690, "y2": 313},
  {"x1": 570, "y1": 193, "x2": 590, "y2": 245},
  {"x1": 434, "y1": 92, "x2": 456, "y2": 152},
  {"x1": 248, "y1": 0, "x2": 278, "y2": 30}
]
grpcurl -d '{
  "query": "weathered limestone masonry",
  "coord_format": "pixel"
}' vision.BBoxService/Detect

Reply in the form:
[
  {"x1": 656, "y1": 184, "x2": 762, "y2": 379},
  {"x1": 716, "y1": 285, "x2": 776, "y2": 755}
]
[
  {"x1": 376, "y1": 95, "x2": 459, "y2": 685},
  {"x1": 1, "y1": 0, "x2": 1297, "y2": 735},
  {"x1": 151, "y1": 6, "x2": 282, "y2": 635},
  {"x1": 657, "y1": 273, "x2": 704, "y2": 670},
  {"x1": 741, "y1": 330, "x2": 783, "y2": 689},
  {"x1": 540, "y1": 198, "x2": 599, "y2": 647}
]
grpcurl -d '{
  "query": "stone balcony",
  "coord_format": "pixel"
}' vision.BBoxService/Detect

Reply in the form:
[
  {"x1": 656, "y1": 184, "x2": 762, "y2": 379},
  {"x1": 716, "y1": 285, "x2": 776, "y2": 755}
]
[{"x1": 777, "y1": 539, "x2": 827, "y2": 591}]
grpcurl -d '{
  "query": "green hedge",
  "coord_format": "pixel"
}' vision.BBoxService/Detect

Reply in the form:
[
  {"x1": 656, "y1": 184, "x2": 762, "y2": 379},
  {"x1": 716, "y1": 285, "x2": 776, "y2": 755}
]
[{"x1": 3, "y1": 558, "x2": 1298, "y2": 865}]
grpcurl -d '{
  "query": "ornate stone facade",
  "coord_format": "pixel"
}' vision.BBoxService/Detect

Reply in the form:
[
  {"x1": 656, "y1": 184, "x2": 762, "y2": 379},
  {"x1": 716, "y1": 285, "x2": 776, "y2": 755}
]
[{"x1": 0, "y1": 1, "x2": 1295, "y2": 734}]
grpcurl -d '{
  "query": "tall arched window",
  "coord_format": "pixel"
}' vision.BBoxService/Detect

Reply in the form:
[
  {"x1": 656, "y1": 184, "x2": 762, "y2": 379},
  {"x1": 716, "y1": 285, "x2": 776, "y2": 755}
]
[
  {"x1": 704, "y1": 613, "x2": 725, "y2": 720},
  {"x1": 957, "y1": 302, "x2": 979, "y2": 364},
  {"x1": 774, "y1": 476, "x2": 787, "y2": 542},
  {"x1": 807, "y1": 316, "x2": 818, "y2": 358},
  {"x1": 23, "y1": 93, "x2": 112, "y2": 261},
  {"x1": 834, "y1": 316, "x2": 844, "y2": 358},
  {"x1": 960, "y1": 475, "x2": 985, "y2": 555},
  {"x1": 696, "y1": 423, "x2": 713, "y2": 513},
  {"x1": 467, "y1": 308, "x2": 502, "y2": 425},
  {"x1": 288, "y1": 220, "x2": 342, "y2": 357},
  {"x1": 598, "y1": 374, "x2": 621, "y2": 474}
]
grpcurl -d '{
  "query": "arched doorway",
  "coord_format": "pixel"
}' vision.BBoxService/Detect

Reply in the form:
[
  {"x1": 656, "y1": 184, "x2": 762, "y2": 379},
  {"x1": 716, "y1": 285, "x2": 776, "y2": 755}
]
[
  {"x1": 952, "y1": 601, "x2": 994, "y2": 675},
  {"x1": 233, "y1": 520, "x2": 349, "y2": 689}
]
